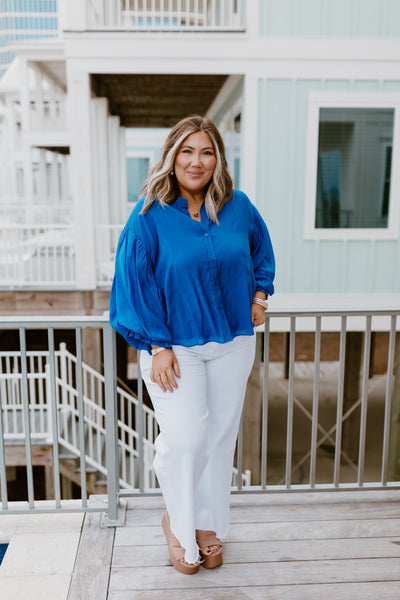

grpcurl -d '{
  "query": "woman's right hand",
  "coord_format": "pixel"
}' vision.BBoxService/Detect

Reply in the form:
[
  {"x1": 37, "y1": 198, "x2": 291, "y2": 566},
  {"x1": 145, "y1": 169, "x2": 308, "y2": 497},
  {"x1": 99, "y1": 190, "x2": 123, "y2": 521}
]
[{"x1": 150, "y1": 348, "x2": 181, "y2": 392}]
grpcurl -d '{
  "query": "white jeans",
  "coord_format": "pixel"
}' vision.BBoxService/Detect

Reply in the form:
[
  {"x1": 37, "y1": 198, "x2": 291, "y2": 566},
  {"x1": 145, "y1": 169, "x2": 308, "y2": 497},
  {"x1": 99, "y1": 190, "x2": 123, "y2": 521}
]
[{"x1": 140, "y1": 333, "x2": 256, "y2": 564}]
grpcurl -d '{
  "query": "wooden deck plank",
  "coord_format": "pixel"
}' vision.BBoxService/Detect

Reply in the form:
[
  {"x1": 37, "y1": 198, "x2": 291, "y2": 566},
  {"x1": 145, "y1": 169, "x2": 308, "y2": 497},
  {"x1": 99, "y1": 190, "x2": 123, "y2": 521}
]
[
  {"x1": 123, "y1": 502, "x2": 400, "y2": 527},
  {"x1": 107, "y1": 581, "x2": 400, "y2": 600},
  {"x1": 108, "y1": 558, "x2": 400, "y2": 591},
  {"x1": 67, "y1": 491, "x2": 400, "y2": 597},
  {"x1": 124, "y1": 489, "x2": 400, "y2": 510},
  {"x1": 124, "y1": 489, "x2": 400, "y2": 509},
  {"x1": 67, "y1": 510, "x2": 114, "y2": 600},
  {"x1": 112, "y1": 537, "x2": 400, "y2": 568},
  {"x1": 114, "y1": 518, "x2": 400, "y2": 547}
]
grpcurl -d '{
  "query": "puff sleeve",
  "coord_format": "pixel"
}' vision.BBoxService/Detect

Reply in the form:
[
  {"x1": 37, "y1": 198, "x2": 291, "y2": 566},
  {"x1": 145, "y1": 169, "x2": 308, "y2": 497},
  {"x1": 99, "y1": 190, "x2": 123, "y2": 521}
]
[
  {"x1": 109, "y1": 229, "x2": 172, "y2": 353},
  {"x1": 249, "y1": 205, "x2": 275, "y2": 297}
]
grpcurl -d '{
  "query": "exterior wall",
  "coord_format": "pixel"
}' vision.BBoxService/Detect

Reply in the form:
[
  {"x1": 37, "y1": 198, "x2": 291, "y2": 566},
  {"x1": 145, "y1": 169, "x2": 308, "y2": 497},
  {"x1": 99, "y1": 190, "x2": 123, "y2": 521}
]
[
  {"x1": 257, "y1": 77, "x2": 400, "y2": 295},
  {"x1": 260, "y1": 0, "x2": 400, "y2": 37}
]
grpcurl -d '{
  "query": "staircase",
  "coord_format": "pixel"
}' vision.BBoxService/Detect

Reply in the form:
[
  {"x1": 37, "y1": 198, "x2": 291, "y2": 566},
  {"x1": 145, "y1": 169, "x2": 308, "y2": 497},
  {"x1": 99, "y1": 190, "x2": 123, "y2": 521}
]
[{"x1": 0, "y1": 344, "x2": 251, "y2": 492}]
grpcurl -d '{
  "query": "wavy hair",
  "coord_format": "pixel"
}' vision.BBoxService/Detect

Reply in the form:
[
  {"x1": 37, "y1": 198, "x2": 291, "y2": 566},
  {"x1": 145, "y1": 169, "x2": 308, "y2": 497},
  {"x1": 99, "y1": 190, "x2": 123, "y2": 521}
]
[{"x1": 141, "y1": 115, "x2": 233, "y2": 224}]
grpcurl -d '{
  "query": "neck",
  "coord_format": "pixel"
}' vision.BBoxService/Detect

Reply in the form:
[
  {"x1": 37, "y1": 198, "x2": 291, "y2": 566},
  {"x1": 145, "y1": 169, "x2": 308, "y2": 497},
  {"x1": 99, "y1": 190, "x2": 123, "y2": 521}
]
[{"x1": 179, "y1": 190, "x2": 204, "y2": 207}]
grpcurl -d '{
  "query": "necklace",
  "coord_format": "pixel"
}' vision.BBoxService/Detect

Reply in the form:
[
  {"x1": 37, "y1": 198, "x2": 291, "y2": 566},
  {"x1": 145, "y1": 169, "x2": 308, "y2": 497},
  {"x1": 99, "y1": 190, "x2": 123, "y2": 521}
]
[{"x1": 192, "y1": 212, "x2": 200, "y2": 218}]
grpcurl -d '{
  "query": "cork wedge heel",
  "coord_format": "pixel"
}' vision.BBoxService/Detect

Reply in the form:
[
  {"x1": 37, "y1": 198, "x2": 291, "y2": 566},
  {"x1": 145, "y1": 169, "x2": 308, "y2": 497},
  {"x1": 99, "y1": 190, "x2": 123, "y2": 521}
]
[
  {"x1": 196, "y1": 530, "x2": 223, "y2": 568},
  {"x1": 161, "y1": 512, "x2": 200, "y2": 575}
]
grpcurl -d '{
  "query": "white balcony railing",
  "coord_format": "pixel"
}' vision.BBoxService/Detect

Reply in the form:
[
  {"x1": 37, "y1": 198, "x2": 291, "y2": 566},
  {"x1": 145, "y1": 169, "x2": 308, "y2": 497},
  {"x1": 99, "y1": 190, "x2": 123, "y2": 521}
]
[
  {"x1": 95, "y1": 224, "x2": 124, "y2": 286},
  {"x1": 86, "y1": 0, "x2": 245, "y2": 31},
  {"x1": 0, "y1": 224, "x2": 75, "y2": 287},
  {"x1": 29, "y1": 100, "x2": 67, "y2": 131},
  {"x1": 0, "y1": 310, "x2": 399, "y2": 525},
  {"x1": 0, "y1": 202, "x2": 73, "y2": 226}
]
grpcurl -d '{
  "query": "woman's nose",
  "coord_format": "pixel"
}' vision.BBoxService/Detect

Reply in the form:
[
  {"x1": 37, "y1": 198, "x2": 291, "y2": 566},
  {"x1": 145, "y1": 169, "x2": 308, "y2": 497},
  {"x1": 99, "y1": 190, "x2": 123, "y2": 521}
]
[{"x1": 191, "y1": 153, "x2": 202, "y2": 166}]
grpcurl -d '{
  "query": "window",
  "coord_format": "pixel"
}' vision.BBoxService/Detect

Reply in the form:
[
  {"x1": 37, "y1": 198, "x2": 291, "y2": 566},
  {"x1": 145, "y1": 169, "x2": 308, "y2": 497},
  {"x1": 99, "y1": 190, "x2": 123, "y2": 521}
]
[
  {"x1": 126, "y1": 156, "x2": 150, "y2": 204},
  {"x1": 220, "y1": 103, "x2": 242, "y2": 189},
  {"x1": 305, "y1": 93, "x2": 400, "y2": 240}
]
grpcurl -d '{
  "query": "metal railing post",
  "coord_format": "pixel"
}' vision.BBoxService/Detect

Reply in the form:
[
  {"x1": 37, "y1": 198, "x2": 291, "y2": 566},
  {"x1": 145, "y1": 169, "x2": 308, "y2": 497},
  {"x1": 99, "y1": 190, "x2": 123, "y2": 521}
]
[{"x1": 102, "y1": 321, "x2": 126, "y2": 526}]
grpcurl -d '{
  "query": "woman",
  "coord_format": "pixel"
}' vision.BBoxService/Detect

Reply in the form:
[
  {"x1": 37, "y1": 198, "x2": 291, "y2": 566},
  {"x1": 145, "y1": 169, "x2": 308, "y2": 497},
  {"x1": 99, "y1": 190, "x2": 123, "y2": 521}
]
[{"x1": 110, "y1": 115, "x2": 275, "y2": 574}]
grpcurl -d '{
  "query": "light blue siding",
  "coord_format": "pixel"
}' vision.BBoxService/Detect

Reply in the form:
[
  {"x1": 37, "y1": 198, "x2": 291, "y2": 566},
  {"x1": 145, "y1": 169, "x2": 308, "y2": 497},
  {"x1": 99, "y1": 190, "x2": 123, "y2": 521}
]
[
  {"x1": 257, "y1": 78, "x2": 400, "y2": 295},
  {"x1": 260, "y1": 0, "x2": 400, "y2": 37}
]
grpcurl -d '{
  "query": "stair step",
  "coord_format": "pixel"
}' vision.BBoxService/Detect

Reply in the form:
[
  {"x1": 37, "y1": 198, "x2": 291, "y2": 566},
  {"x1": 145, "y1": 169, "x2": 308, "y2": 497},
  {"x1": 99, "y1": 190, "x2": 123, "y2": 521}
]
[
  {"x1": 59, "y1": 452, "x2": 77, "y2": 460},
  {"x1": 75, "y1": 465, "x2": 98, "y2": 474}
]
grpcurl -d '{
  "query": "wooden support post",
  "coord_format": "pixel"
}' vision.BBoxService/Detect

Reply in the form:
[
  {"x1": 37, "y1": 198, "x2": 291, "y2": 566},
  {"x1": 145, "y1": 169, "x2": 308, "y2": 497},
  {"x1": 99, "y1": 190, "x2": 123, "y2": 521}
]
[
  {"x1": 242, "y1": 332, "x2": 262, "y2": 485},
  {"x1": 342, "y1": 332, "x2": 363, "y2": 464},
  {"x1": 388, "y1": 332, "x2": 400, "y2": 481},
  {"x1": 284, "y1": 332, "x2": 290, "y2": 379},
  {"x1": 45, "y1": 464, "x2": 55, "y2": 500},
  {"x1": 116, "y1": 333, "x2": 128, "y2": 386}
]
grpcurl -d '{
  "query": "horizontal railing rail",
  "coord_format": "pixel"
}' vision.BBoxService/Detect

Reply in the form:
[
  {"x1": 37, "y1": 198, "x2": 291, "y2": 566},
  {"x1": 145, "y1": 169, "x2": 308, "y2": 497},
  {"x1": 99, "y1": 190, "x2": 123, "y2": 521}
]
[
  {"x1": 0, "y1": 202, "x2": 73, "y2": 226},
  {"x1": 0, "y1": 309, "x2": 399, "y2": 526}
]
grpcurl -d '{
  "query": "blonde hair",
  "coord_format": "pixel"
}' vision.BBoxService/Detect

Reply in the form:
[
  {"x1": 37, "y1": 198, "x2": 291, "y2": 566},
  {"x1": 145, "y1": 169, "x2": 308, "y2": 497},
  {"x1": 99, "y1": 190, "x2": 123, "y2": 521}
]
[{"x1": 141, "y1": 115, "x2": 233, "y2": 224}]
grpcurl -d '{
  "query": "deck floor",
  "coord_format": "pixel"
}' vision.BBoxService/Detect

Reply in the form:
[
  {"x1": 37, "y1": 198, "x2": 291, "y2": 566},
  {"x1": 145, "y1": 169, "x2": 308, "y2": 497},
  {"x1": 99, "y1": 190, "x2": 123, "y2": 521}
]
[{"x1": 68, "y1": 489, "x2": 400, "y2": 599}]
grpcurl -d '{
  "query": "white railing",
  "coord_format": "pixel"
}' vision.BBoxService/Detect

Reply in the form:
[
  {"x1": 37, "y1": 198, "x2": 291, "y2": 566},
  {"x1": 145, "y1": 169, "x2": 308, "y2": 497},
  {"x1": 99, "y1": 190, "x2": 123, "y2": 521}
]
[
  {"x1": 0, "y1": 310, "x2": 399, "y2": 523},
  {"x1": 29, "y1": 100, "x2": 67, "y2": 131},
  {"x1": 0, "y1": 202, "x2": 73, "y2": 226},
  {"x1": 0, "y1": 342, "x2": 250, "y2": 490},
  {"x1": 95, "y1": 224, "x2": 124, "y2": 286},
  {"x1": 86, "y1": 0, "x2": 244, "y2": 31},
  {"x1": 0, "y1": 224, "x2": 75, "y2": 287}
]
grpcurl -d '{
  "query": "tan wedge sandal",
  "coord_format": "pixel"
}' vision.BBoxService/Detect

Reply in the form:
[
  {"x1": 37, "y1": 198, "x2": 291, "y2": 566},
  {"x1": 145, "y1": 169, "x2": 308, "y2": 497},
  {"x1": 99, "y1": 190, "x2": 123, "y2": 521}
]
[
  {"x1": 161, "y1": 512, "x2": 200, "y2": 575},
  {"x1": 196, "y1": 530, "x2": 223, "y2": 568}
]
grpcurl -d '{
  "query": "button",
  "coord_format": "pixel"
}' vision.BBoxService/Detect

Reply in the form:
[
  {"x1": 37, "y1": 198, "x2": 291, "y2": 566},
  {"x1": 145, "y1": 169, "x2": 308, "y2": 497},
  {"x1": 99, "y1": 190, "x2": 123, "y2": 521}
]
[{"x1": 204, "y1": 233, "x2": 209, "y2": 237}]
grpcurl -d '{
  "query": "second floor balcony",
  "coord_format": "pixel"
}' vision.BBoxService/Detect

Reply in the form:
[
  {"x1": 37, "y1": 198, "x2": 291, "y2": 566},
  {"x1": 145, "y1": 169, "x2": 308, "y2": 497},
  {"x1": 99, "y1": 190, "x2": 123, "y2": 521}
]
[{"x1": 63, "y1": 0, "x2": 246, "y2": 33}]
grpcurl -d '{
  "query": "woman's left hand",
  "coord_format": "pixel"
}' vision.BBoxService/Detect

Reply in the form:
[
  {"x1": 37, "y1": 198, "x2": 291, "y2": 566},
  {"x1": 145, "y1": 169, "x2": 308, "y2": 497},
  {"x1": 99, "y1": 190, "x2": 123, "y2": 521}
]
[{"x1": 252, "y1": 303, "x2": 266, "y2": 327}]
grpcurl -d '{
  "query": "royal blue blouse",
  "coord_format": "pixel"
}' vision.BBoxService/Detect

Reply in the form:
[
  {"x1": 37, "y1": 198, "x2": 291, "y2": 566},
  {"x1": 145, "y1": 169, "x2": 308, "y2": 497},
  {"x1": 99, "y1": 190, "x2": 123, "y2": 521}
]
[{"x1": 110, "y1": 189, "x2": 275, "y2": 353}]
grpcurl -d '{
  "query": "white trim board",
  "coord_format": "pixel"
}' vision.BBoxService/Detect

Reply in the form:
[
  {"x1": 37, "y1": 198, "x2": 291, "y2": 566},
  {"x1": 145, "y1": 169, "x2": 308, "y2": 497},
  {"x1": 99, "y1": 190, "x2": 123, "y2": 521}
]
[{"x1": 304, "y1": 92, "x2": 400, "y2": 241}]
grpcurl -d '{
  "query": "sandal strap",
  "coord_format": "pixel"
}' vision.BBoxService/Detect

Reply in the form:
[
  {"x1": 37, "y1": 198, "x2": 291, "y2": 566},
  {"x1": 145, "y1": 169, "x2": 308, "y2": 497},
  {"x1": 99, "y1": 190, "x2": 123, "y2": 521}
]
[{"x1": 196, "y1": 529, "x2": 222, "y2": 550}]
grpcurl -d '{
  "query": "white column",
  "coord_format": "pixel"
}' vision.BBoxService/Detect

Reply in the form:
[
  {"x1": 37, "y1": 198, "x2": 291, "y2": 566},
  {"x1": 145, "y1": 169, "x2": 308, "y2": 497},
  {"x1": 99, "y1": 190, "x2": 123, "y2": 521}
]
[
  {"x1": 38, "y1": 148, "x2": 47, "y2": 203},
  {"x1": 61, "y1": 154, "x2": 70, "y2": 204},
  {"x1": 63, "y1": 0, "x2": 88, "y2": 30},
  {"x1": 4, "y1": 97, "x2": 16, "y2": 198},
  {"x1": 92, "y1": 97, "x2": 111, "y2": 272},
  {"x1": 66, "y1": 69, "x2": 96, "y2": 289},
  {"x1": 51, "y1": 152, "x2": 60, "y2": 205},
  {"x1": 241, "y1": 70, "x2": 258, "y2": 204},
  {"x1": 20, "y1": 58, "x2": 34, "y2": 221},
  {"x1": 92, "y1": 98, "x2": 110, "y2": 226},
  {"x1": 120, "y1": 127, "x2": 128, "y2": 223},
  {"x1": 246, "y1": 0, "x2": 260, "y2": 37},
  {"x1": 108, "y1": 115, "x2": 121, "y2": 225}
]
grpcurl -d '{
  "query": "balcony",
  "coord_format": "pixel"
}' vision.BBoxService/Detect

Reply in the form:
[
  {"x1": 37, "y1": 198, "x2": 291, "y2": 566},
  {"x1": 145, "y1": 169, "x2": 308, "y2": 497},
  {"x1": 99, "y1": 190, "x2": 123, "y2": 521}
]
[
  {"x1": 0, "y1": 309, "x2": 399, "y2": 597},
  {"x1": 65, "y1": 0, "x2": 245, "y2": 32}
]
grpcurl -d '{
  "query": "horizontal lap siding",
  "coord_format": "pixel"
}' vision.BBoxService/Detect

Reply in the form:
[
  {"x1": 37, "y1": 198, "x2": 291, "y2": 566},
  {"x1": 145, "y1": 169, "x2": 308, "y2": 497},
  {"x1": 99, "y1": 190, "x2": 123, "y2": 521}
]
[{"x1": 257, "y1": 78, "x2": 400, "y2": 294}]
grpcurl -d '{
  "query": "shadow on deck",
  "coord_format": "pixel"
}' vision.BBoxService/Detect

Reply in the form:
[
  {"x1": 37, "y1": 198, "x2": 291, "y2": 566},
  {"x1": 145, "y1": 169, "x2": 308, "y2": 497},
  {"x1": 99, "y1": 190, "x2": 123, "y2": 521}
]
[{"x1": 69, "y1": 490, "x2": 400, "y2": 600}]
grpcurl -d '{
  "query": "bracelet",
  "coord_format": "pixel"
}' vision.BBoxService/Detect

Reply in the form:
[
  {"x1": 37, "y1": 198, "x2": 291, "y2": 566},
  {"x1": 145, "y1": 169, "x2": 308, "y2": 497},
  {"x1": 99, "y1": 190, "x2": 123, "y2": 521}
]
[
  {"x1": 151, "y1": 347, "x2": 168, "y2": 356},
  {"x1": 252, "y1": 297, "x2": 268, "y2": 310}
]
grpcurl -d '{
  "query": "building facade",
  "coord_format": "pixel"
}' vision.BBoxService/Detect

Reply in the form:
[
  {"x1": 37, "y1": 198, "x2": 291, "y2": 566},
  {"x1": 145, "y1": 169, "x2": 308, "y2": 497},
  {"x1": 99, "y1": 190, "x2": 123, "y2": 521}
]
[{"x1": 0, "y1": 0, "x2": 400, "y2": 311}]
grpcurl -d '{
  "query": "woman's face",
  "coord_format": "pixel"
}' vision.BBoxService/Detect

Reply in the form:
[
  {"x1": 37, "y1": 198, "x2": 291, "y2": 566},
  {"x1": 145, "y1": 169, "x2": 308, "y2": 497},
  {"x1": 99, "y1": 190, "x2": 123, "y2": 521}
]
[{"x1": 174, "y1": 131, "x2": 217, "y2": 198}]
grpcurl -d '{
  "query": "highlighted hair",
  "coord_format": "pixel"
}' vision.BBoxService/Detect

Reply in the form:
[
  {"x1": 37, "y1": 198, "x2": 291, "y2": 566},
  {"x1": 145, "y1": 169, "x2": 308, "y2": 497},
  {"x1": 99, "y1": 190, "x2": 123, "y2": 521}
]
[{"x1": 141, "y1": 115, "x2": 233, "y2": 224}]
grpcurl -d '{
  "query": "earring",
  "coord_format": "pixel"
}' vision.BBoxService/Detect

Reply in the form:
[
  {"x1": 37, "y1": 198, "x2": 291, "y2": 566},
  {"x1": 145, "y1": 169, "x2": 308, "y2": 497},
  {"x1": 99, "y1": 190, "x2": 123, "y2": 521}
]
[{"x1": 170, "y1": 170, "x2": 174, "y2": 176}]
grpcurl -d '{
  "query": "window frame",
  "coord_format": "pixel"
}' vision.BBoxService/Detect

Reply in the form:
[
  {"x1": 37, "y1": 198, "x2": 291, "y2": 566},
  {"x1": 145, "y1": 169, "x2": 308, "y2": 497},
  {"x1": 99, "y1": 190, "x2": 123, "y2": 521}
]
[{"x1": 304, "y1": 92, "x2": 400, "y2": 240}]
